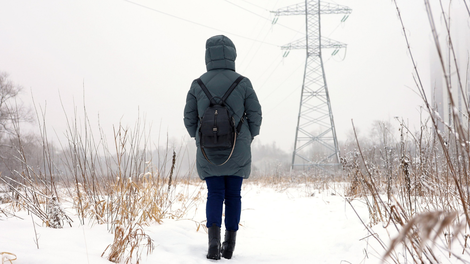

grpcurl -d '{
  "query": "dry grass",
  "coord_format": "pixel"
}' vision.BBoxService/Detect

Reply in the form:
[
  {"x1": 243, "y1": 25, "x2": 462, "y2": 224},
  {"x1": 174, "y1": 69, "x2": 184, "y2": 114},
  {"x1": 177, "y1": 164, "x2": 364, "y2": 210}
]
[
  {"x1": 102, "y1": 223, "x2": 155, "y2": 264},
  {"x1": 2, "y1": 4, "x2": 468, "y2": 258},
  {"x1": 0, "y1": 252, "x2": 17, "y2": 264},
  {"x1": 343, "y1": 118, "x2": 470, "y2": 262},
  {"x1": 0, "y1": 105, "x2": 204, "y2": 263},
  {"x1": 383, "y1": 211, "x2": 463, "y2": 262},
  {"x1": 341, "y1": 1, "x2": 470, "y2": 261},
  {"x1": 337, "y1": 1, "x2": 470, "y2": 261}
]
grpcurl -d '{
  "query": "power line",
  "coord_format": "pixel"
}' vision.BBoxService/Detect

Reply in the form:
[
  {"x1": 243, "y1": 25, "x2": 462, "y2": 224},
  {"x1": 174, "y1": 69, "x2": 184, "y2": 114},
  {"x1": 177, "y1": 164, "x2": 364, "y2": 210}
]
[
  {"x1": 265, "y1": 85, "x2": 300, "y2": 115},
  {"x1": 262, "y1": 60, "x2": 304, "y2": 101},
  {"x1": 225, "y1": 0, "x2": 304, "y2": 35},
  {"x1": 238, "y1": 12, "x2": 274, "y2": 73},
  {"x1": 223, "y1": 0, "x2": 304, "y2": 74},
  {"x1": 235, "y1": 0, "x2": 271, "y2": 12},
  {"x1": 123, "y1": 0, "x2": 280, "y2": 47}
]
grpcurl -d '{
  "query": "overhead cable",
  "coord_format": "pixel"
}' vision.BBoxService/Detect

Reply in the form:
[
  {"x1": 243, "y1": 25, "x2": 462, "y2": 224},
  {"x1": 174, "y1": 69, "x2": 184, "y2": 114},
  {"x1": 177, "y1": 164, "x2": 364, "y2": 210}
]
[
  {"x1": 225, "y1": 0, "x2": 304, "y2": 34},
  {"x1": 124, "y1": 0, "x2": 279, "y2": 47}
]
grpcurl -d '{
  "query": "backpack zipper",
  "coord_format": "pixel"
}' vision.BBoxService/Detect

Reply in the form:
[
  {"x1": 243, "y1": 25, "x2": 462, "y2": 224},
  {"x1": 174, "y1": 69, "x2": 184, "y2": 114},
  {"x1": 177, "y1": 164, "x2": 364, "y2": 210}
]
[{"x1": 213, "y1": 110, "x2": 218, "y2": 144}]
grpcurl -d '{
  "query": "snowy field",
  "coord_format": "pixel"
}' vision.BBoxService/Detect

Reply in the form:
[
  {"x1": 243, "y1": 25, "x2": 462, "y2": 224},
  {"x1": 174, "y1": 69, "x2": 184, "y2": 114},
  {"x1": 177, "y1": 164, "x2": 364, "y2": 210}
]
[{"x1": 0, "y1": 182, "x2": 407, "y2": 264}]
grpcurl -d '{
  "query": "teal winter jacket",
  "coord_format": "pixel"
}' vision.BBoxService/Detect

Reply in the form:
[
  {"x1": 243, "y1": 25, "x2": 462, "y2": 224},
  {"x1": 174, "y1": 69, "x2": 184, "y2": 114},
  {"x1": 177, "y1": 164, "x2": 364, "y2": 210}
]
[{"x1": 183, "y1": 35, "x2": 262, "y2": 180}]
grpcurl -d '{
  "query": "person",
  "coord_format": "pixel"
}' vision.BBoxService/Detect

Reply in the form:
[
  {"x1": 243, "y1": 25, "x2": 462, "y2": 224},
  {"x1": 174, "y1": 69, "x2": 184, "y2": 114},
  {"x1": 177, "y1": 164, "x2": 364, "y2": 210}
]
[{"x1": 183, "y1": 35, "x2": 262, "y2": 260}]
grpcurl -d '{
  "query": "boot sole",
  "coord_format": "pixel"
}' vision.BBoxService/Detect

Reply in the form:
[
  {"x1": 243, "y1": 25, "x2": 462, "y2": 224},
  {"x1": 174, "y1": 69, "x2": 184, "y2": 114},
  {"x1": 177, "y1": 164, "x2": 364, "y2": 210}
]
[{"x1": 207, "y1": 246, "x2": 221, "y2": 260}]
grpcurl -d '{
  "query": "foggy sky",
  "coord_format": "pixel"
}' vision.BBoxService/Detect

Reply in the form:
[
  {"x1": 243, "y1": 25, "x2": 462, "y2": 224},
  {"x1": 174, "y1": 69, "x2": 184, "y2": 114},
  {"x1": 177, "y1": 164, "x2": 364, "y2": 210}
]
[{"x1": 0, "y1": 0, "x2": 431, "y2": 152}]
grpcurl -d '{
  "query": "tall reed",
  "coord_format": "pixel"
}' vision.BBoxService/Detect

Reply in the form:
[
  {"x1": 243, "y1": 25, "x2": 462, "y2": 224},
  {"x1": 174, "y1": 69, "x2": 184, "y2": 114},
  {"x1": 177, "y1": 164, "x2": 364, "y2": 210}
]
[
  {"x1": 0, "y1": 102, "x2": 202, "y2": 263},
  {"x1": 343, "y1": 1, "x2": 470, "y2": 262}
]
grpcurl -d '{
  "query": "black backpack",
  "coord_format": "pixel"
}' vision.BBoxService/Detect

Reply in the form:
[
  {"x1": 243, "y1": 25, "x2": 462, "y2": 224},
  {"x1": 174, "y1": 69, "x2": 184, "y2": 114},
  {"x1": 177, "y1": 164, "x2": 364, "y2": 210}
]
[{"x1": 196, "y1": 76, "x2": 245, "y2": 166}]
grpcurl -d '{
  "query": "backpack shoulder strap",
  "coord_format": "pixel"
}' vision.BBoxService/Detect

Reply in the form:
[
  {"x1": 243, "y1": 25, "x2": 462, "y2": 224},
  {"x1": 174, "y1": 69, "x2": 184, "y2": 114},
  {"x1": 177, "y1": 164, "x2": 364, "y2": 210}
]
[
  {"x1": 196, "y1": 78, "x2": 215, "y2": 104},
  {"x1": 221, "y1": 76, "x2": 245, "y2": 103},
  {"x1": 196, "y1": 76, "x2": 245, "y2": 105}
]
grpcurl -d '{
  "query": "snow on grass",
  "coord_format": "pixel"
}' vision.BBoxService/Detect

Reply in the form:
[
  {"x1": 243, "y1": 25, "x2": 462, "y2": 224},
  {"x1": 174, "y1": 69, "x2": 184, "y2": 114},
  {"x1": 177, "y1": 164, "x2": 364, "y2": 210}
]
[{"x1": 1, "y1": 182, "x2": 386, "y2": 264}]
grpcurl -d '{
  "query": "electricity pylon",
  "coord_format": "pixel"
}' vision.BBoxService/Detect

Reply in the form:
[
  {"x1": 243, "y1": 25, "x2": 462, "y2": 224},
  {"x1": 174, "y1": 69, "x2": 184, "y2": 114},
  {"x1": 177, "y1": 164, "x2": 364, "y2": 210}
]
[{"x1": 271, "y1": 0, "x2": 351, "y2": 171}]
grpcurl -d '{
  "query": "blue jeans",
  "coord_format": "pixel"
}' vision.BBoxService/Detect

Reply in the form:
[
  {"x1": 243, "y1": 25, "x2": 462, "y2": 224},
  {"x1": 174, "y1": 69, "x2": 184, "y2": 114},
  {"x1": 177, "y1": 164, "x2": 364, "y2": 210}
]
[{"x1": 205, "y1": 176, "x2": 243, "y2": 231}]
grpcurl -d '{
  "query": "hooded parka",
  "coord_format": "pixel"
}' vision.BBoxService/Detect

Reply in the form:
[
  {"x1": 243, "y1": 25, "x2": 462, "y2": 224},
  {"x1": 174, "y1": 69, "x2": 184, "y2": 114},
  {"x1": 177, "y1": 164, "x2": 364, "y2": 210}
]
[{"x1": 184, "y1": 35, "x2": 262, "y2": 180}]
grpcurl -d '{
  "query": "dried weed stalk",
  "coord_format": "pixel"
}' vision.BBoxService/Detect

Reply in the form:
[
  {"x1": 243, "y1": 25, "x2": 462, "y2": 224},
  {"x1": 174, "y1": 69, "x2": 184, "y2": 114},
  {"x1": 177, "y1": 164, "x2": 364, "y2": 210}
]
[
  {"x1": 0, "y1": 102, "x2": 202, "y2": 263},
  {"x1": 383, "y1": 211, "x2": 463, "y2": 261},
  {"x1": 102, "y1": 223, "x2": 154, "y2": 264},
  {"x1": 343, "y1": 0, "x2": 470, "y2": 262}
]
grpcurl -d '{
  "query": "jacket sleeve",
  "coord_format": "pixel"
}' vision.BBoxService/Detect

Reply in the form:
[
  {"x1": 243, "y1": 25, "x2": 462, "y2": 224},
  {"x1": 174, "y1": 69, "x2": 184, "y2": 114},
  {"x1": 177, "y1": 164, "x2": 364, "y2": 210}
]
[
  {"x1": 244, "y1": 79, "x2": 262, "y2": 138},
  {"x1": 183, "y1": 82, "x2": 198, "y2": 138}
]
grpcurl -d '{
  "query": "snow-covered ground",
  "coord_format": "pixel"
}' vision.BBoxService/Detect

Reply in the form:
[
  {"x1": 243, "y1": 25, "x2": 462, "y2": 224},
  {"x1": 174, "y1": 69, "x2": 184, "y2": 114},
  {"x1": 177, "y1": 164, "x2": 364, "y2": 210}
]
[{"x1": 1, "y1": 183, "x2": 391, "y2": 264}]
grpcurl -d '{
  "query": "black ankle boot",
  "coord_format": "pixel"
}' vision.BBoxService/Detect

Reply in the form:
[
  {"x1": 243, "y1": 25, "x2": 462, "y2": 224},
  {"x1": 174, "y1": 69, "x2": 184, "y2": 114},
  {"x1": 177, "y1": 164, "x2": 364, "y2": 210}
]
[
  {"x1": 206, "y1": 224, "x2": 221, "y2": 260},
  {"x1": 221, "y1": 230, "x2": 237, "y2": 259}
]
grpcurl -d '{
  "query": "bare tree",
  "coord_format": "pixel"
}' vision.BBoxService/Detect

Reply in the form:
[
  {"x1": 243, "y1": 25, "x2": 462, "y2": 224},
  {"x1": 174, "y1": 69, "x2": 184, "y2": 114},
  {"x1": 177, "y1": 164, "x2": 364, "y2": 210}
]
[
  {"x1": 0, "y1": 71, "x2": 32, "y2": 141},
  {"x1": 0, "y1": 71, "x2": 35, "y2": 178}
]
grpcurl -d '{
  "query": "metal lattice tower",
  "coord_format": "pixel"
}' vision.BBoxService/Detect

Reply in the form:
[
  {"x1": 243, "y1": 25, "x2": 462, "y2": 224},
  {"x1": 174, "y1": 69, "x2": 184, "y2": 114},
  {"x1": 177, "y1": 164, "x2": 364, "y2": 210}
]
[{"x1": 271, "y1": 0, "x2": 351, "y2": 171}]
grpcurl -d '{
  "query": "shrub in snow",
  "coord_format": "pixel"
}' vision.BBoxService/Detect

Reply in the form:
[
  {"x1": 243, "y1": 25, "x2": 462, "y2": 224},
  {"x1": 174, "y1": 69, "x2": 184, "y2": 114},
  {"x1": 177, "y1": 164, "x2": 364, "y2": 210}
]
[
  {"x1": 46, "y1": 196, "x2": 71, "y2": 228},
  {"x1": 102, "y1": 223, "x2": 154, "y2": 264}
]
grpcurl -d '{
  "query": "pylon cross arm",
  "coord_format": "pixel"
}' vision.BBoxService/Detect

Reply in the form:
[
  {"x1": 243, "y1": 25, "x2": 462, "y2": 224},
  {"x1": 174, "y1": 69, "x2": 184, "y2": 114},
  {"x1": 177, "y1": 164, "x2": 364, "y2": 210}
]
[
  {"x1": 271, "y1": 1, "x2": 352, "y2": 17},
  {"x1": 281, "y1": 38, "x2": 306, "y2": 50},
  {"x1": 282, "y1": 37, "x2": 346, "y2": 50},
  {"x1": 319, "y1": 2, "x2": 352, "y2": 14},
  {"x1": 321, "y1": 37, "x2": 347, "y2": 49},
  {"x1": 270, "y1": 2, "x2": 306, "y2": 16}
]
